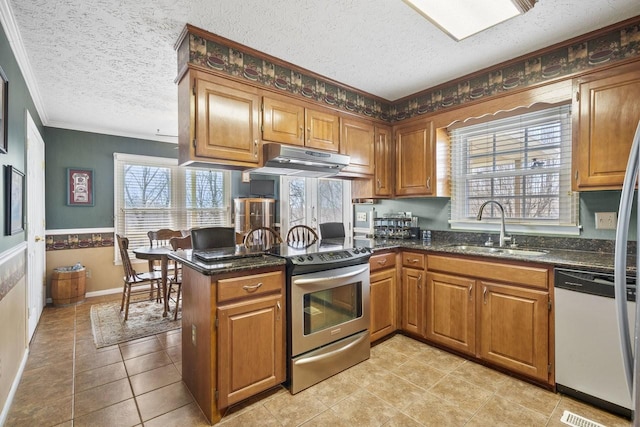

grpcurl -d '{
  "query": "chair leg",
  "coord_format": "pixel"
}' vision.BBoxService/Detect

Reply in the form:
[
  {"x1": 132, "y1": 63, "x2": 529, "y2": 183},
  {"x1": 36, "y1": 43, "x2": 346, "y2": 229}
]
[
  {"x1": 174, "y1": 285, "x2": 182, "y2": 321},
  {"x1": 120, "y1": 280, "x2": 127, "y2": 312},
  {"x1": 124, "y1": 284, "x2": 132, "y2": 321}
]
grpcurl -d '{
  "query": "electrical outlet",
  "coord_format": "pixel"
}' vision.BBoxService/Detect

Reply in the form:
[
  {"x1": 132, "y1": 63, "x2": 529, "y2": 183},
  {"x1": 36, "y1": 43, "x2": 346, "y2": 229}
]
[
  {"x1": 85, "y1": 269, "x2": 91, "y2": 278},
  {"x1": 595, "y1": 212, "x2": 617, "y2": 230},
  {"x1": 356, "y1": 212, "x2": 367, "y2": 222}
]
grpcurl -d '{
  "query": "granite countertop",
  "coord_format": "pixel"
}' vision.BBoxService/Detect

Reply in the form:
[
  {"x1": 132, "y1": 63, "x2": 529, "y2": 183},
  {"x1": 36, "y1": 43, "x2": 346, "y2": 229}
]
[{"x1": 169, "y1": 248, "x2": 286, "y2": 276}]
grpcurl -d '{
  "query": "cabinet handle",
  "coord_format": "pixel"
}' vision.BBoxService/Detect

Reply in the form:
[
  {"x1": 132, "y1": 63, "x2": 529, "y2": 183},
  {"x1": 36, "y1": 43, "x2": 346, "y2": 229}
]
[
  {"x1": 468, "y1": 284, "x2": 473, "y2": 300},
  {"x1": 377, "y1": 258, "x2": 387, "y2": 266},
  {"x1": 426, "y1": 176, "x2": 431, "y2": 190},
  {"x1": 575, "y1": 170, "x2": 578, "y2": 181},
  {"x1": 299, "y1": 126, "x2": 303, "y2": 141},
  {"x1": 409, "y1": 258, "x2": 418, "y2": 263},
  {"x1": 254, "y1": 139, "x2": 258, "y2": 158},
  {"x1": 276, "y1": 300, "x2": 281, "y2": 320},
  {"x1": 377, "y1": 178, "x2": 381, "y2": 189},
  {"x1": 483, "y1": 286, "x2": 487, "y2": 304},
  {"x1": 417, "y1": 273, "x2": 422, "y2": 289},
  {"x1": 242, "y1": 282, "x2": 263, "y2": 292}
]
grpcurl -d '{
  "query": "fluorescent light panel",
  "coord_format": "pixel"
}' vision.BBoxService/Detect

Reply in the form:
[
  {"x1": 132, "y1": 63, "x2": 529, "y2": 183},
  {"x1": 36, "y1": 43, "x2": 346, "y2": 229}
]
[{"x1": 404, "y1": 0, "x2": 525, "y2": 41}]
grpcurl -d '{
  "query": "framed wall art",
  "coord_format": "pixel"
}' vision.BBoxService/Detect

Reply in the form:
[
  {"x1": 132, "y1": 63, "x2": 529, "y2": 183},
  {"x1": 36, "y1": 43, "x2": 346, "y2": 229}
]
[
  {"x1": 5, "y1": 165, "x2": 24, "y2": 235},
  {"x1": 0, "y1": 66, "x2": 7, "y2": 154},
  {"x1": 66, "y1": 168, "x2": 94, "y2": 206}
]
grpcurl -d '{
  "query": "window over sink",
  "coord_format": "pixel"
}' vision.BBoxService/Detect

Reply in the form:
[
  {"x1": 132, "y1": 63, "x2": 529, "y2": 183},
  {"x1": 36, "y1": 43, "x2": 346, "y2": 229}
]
[
  {"x1": 114, "y1": 153, "x2": 231, "y2": 261},
  {"x1": 449, "y1": 104, "x2": 580, "y2": 235}
]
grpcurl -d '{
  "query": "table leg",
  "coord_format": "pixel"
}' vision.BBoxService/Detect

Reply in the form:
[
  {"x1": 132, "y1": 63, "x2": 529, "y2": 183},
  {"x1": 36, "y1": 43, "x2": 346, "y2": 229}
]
[{"x1": 161, "y1": 255, "x2": 168, "y2": 317}]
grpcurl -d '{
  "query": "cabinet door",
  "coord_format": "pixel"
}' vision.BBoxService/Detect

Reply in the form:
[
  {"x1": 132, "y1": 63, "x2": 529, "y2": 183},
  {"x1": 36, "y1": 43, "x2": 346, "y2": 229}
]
[
  {"x1": 478, "y1": 281, "x2": 549, "y2": 382},
  {"x1": 262, "y1": 97, "x2": 304, "y2": 146},
  {"x1": 395, "y1": 121, "x2": 434, "y2": 196},
  {"x1": 370, "y1": 268, "x2": 397, "y2": 342},
  {"x1": 305, "y1": 109, "x2": 340, "y2": 152},
  {"x1": 217, "y1": 294, "x2": 285, "y2": 408},
  {"x1": 196, "y1": 78, "x2": 261, "y2": 164},
  {"x1": 374, "y1": 125, "x2": 393, "y2": 196},
  {"x1": 574, "y1": 63, "x2": 640, "y2": 190},
  {"x1": 425, "y1": 272, "x2": 476, "y2": 356},
  {"x1": 340, "y1": 118, "x2": 375, "y2": 175},
  {"x1": 401, "y1": 267, "x2": 424, "y2": 336}
]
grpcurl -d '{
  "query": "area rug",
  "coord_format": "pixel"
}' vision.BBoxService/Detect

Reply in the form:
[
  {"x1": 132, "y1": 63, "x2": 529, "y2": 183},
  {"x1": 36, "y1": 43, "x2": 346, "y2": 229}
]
[{"x1": 90, "y1": 299, "x2": 181, "y2": 348}]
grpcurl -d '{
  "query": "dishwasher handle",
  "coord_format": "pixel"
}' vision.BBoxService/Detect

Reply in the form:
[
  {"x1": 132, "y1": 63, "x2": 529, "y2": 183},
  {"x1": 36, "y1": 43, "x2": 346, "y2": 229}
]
[{"x1": 555, "y1": 268, "x2": 636, "y2": 302}]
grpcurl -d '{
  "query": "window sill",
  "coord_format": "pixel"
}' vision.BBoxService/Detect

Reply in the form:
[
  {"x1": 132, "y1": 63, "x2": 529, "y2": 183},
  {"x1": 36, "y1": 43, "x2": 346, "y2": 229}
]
[{"x1": 449, "y1": 220, "x2": 582, "y2": 236}]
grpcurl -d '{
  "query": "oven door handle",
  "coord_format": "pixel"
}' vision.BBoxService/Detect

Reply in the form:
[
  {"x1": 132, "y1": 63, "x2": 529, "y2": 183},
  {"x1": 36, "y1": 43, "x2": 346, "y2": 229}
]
[
  {"x1": 293, "y1": 331, "x2": 369, "y2": 365},
  {"x1": 292, "y1": 266, "x2": 369, "y2": 285}
]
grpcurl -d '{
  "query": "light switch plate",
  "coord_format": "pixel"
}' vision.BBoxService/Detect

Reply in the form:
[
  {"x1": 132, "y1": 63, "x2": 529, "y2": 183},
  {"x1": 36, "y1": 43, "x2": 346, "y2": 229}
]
[
  {"x1": 595, "y1": 212, "x2": 617, "y2": 229},
  {"x1": 356, "y1": 212, "x2": 367, "y2": 222}
]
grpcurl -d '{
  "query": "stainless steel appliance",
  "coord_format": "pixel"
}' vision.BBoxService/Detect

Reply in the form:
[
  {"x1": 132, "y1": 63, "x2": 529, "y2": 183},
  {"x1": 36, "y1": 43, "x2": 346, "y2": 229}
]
[
  {"x1": 249, "y1": 143, "x2": 350, "y2": 177},
  {"x1": 555, "y1": 268, "x2": 636, "y2": 418},
  {"x1": 615, "y1": 120, "x2": 640, "y2": 425},
  {"x1": 269, "y1": 239, "x2": 372, "y2": 394}
]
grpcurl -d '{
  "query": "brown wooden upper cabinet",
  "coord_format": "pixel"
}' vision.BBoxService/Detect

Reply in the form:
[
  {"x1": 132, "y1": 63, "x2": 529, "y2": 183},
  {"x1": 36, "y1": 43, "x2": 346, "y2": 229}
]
[
  {"x1": 184, "y1": 72, "x2": 261, "y2": 167},
  {"x1": 340, "y1": 118, "x2": 375, "y2": 175},
  {"x1": 395, "y1": 120, "x2": 434, "y2": 196},
  {"x1": 351, "y1": 124, "x2": 393, "y2": 199},
  {"x1": 573, "y1": 60, "x2": 640, "y2": 190},
  {"x1": 262, "y1": 96, "x2": 340, "y2": 152}
]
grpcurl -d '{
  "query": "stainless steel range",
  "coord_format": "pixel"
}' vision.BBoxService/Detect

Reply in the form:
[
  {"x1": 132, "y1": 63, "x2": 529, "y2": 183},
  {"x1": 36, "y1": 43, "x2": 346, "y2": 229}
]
[{"x1": 269, "y1": 239, "x2": 372, "y2": 394}]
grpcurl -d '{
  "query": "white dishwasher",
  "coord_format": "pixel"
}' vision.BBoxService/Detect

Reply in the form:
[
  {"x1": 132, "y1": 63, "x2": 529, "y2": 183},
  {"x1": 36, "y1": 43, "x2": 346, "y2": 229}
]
[{"x1": 555, "y1": 268, "x2": 635, "y2": 419}]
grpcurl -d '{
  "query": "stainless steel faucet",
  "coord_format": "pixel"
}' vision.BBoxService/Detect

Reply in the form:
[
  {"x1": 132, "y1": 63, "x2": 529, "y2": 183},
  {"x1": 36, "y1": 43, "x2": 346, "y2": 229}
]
[{"x1": 476, "y1": 200, "x2": 511, "y2": 247}]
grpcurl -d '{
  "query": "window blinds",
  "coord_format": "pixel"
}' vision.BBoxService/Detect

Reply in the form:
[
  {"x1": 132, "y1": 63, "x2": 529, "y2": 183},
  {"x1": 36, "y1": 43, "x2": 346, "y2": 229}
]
[
  {"x1": 114, "y1": 153, "x2": 231, "y2": 260},
  {"x1": 449, "y1": 104, "x2": 579, "y2": 234}
]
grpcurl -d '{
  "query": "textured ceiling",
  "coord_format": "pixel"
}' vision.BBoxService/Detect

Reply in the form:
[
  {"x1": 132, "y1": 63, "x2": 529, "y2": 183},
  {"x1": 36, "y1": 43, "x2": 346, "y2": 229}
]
[{"x1": 3, "y1": 0, "x2": 640, "y2": 143}]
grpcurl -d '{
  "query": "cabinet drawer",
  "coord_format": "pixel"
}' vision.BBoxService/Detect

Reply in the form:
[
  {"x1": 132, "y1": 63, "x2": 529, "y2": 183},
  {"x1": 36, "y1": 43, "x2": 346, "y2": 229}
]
[
  {"x1": 427, "y1": 255, "x2": 548, "y2": 289},
  {"x1": 370, "y1": 252, "x2": 396, "y2": 272},
  {"x1": 402, "y1": 252, "x2": 426, "y2": 269},
  {"x1": 218, "y1": 270, "x2": 284, "y2": 303}
]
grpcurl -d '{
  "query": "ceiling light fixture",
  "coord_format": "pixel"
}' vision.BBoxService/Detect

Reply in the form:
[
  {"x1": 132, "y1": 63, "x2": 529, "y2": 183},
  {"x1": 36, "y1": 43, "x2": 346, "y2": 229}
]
[{"x1": 403, "y1": 0, "x2": 537, "y2": 41}]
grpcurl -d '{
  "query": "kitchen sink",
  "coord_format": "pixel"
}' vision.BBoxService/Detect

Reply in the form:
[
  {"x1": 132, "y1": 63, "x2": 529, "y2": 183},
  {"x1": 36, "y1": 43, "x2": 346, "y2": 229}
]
[{"x1": 447, "y1": 245, "x2": 548, "y2": 257}]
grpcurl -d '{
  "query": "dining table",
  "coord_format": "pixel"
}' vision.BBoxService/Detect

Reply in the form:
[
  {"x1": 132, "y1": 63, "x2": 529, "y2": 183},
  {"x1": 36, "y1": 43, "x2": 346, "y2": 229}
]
[{"x1": 132, "y1": 245, "x2": 173, "y2": 317}]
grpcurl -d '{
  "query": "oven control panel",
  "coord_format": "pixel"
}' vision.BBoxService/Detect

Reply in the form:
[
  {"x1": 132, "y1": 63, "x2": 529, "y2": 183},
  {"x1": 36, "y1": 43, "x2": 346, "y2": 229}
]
[{"x1": 290, "y1": 247, "x2": 371, "y2": 265}]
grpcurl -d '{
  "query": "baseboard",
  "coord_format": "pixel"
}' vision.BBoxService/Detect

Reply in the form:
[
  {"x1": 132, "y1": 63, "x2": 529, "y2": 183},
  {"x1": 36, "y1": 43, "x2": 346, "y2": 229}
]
[
  {"x1": 85, "y1": 287, "x2": 121, "y2": 298},
  {"x1": 0, "y1": 348, "x2": 29, "y2": 426}
]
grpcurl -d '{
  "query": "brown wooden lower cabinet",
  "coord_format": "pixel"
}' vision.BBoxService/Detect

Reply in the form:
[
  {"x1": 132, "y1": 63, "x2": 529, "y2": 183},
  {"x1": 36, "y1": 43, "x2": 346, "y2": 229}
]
[
  {"x1": 181, "y1": 264, "x2": 286, "y2": 424},
  {"x1": 401, "y1": 266, "x2": 424, "y2": 336},
  {"x1": 369, "y1": 268, "x2": 397, "y2": 342}
]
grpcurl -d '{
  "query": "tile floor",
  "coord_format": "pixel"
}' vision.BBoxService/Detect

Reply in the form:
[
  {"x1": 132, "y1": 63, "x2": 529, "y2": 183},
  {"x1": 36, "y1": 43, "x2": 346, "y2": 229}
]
[{"x1": 4, "y1": 294, "x2": 633, "y2": 426}]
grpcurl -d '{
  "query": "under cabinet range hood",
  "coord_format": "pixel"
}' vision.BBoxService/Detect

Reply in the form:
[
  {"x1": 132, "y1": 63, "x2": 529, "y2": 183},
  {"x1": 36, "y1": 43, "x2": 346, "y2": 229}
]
[{"x1": 249, "y1": 143, "x2": 350, "y2": 178}]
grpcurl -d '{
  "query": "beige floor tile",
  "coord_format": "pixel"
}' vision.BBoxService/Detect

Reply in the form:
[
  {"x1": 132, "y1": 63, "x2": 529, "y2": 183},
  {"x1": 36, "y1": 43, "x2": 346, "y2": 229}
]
[
  {"x1": 129, "y1": 363, "x2": 182, "y2": 395},
  {"x1": 74, "y1": 339, "x2": 118, "y2": 357},
  {"x1": 496, "y1": 375, "x2": 561, "y2": 417},
  {"x1": 306, "y1": 370, "x2": 359, "y2": 407},
  {"x1": 75, "y1": 347, "x2": 123, "y2": 373},
  {"x1": 329, "y1": 389, "x2": 399, "y2": 426},
  {"x1": 166, "y1": 344, "x2": 182, "y2": 362},
  {"x1": 402, "y1": 390, "x2": 474, "y2": 427},
  {"x1": 450, "y1": 360, "x2": 511, "y2": 392},
  {"x1": 342, "y1": 358, "x2": 389, "y2": 387},
  {"x1": 119, "y1": 336, "x2": 163, "y2": 360},
  {"x1": 299, "y1": 408, "x2": 353, "y2": 427},
  {"x1": 11, "y1": 361, "x2": 73, "y2": 407},
  {"x1": 384, "y1": 411, "x2": 426, "y2": 427},
  {"x1": 123, "y1": 349, "x2": 173, "y2": 376},
  {"x1": 219, "y1": 404, "x2": 282, "y2": 426},
  {"x1": 422, "y1": 348, "x2": 466, "y2": 372},
  {"x1": 75, "y1": 361, "x2": 128, "y2": 393},
  {"x1": 144, "y1": 401, "x2": 211, "y2": 426},
  {"x1": 263, "y1": 387, "x2": 328, "y2": 426},
  {"x1": 466, "y1": 394, "x2": 549, "y2": 427},
  {"x1": 73, "y1": 398, "x2": 141, "y2": 427},
  {"x1": 546, "y1": 396, "x2": 632, "y2": 427},
  {"x1": 221, "y1": 386, "x2": 289, "y2": 422},
  {"x1": 5, "y1": 394, "x2": 73, "y2": 427},
  {"x1": 429, "y1": 374, "x2": 494, "y2": 413},
  {"x1": 157, "y1": 329, "x2": 182, "y2": 348},
  {"x1": 135, "y1": 381, "x2": 194, "y2": 421},
  {"x1": 74, "y1": 377, "x2": 133, "y2": 417},
  {"x1": 363, "y1": 370, "x2": 425, "y2": 410},
  {"x1": 392, "y1": 358, "x2": 448, "y2": 390}
]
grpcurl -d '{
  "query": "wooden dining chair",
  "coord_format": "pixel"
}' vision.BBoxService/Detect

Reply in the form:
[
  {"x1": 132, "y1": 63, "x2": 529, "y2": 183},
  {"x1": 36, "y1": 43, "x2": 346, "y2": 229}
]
[
  {"x1": 167, "y1": 235, "x2": 192, "y2": 320},
  {"x1": 244, "y1": 226, "x2": 283, "y2": 249},
  {"x1": 116, "y1": 234, "x2": 163, "y2": 320},
  {"x1": 286, "y1": 225, "x2": 318, "y2": 247},
  {"x1": 147, "y1": 229, "x2": 182, "y2": 272}
]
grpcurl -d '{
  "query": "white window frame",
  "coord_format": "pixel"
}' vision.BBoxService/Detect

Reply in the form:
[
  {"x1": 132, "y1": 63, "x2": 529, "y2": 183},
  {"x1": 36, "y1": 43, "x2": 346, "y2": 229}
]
[
  {"x1": 114, "y1": 153, "x2": 232, "y2": 262},
  {"x1": 449, "y1": 104, "x2": 580, "y2": 235}
]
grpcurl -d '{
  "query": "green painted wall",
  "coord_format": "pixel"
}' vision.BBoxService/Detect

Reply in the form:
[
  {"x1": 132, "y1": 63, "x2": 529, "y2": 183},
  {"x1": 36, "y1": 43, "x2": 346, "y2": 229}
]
[
  {"x1": 0, "y1": 23, "x2": 44, "y2": 253},
  {"x1": 44, "y1": 128, "x2": 177, "y2": 229}
]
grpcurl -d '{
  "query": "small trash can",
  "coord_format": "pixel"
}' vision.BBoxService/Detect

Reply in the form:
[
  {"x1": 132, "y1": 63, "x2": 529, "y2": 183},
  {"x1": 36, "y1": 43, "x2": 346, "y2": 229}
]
[{"x1": 51, "y1": 265, "x2": 86, "y2": 306}]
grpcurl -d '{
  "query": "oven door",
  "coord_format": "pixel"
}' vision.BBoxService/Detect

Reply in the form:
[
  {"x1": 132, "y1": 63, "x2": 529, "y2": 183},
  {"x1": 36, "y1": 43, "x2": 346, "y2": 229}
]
[{"x1": 290, "y1": 263, "x2": 370, "y2": 357}]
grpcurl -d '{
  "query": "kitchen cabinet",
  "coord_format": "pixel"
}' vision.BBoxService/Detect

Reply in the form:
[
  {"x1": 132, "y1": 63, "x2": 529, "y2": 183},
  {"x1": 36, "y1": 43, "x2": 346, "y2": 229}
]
[
  {"x1": 262, "y1": 96, "x2": 340, "y2": 152},
  {"x1": 400, "y1": 251, "x2": 426, "y2": 336},
  {"x1": 351, "y1": 125, "x2": 394, "y2": 198},
  {"x1": 340, "y1": 117, "x2": 375, "y2": 175},
  {"x1": 426, "y1": 254, "x2": 552, "y2": 384},
  {"x1": 369, "y1": 251, "x2": 398, "y2": 342},
  {"x1": 573, "y1": 60, "x2": 640, "y2": 190},
  {"x1": 180, "y1": 265, "x2": 286, "y2": 424},
  {"x1": 395, "y1": 120, "x2": 434, "y2": 196},
  {"x1": 425, "y1": 272, "x2": 476, "y2": 356},
  {"x1": 178, "y1": 70, "x2": 261, "y2": 168}
]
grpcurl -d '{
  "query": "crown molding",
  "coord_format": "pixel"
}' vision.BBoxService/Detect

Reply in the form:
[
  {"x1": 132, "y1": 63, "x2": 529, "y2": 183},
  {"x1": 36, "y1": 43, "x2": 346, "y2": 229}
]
[{"x1": 0, "y1": 0, "x2": 48, "y2": 125}]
